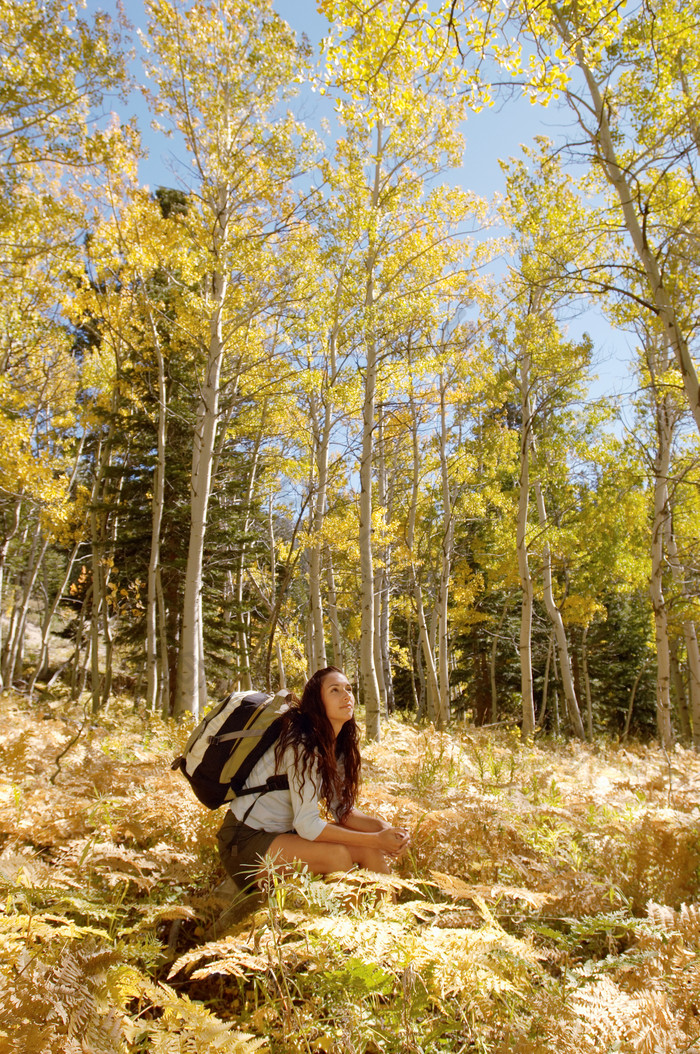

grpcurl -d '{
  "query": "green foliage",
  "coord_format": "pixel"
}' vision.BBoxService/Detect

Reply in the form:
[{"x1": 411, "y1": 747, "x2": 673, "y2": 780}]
[{"x1": 2, "y1": 0, "x2": 698, "y2": 753}]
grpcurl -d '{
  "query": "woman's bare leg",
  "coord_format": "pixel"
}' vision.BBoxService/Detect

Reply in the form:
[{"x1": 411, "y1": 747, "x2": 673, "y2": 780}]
[
  {"x1": 349, "y1": 845, "x2": 391, "y2": 873},
  {"x1": 263, "y1": 834, "x2": 390, "y2": 877}
]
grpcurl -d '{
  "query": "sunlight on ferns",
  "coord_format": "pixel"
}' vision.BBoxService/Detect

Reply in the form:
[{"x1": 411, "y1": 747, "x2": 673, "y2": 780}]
[{"x1": 1, "y1": 691, "x2": 700, "y2": 1052}]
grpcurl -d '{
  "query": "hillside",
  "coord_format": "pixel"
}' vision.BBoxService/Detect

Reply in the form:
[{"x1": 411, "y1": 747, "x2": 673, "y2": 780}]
[{"x1": 1, "y1": 691, "x2": 700, "y2": 1053}]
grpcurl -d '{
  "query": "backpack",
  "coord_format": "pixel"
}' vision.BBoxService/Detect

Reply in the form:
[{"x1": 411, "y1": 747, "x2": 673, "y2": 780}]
[{"x1": 170, "y1": 689, "x2": 292, "y2": 809}]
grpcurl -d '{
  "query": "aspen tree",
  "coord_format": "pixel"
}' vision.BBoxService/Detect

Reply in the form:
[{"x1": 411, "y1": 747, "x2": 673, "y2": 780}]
[
  {"x1": 629, "y1": 325, "x2": 700, "y2": 749},
  {"x1": 433, "y1": 0, "x2": 700, "y2": 434},
  {"x1": 142, "y1": 0, "x2": 312, "y2": 717},
  {"x1": 283, "y1": 220, "x2": 355, "y2": 676},
  {"x1": 69, "y1": 166, "x2": 191, "y2": 712},
  {"x1": 436, "y1": 372, "x2": 455, "y2": 727},
  {"x1": 515, "y1": 348, "x2": 536, "y2": 737},
  {"x1": 590, "y1": 192, "x2": 700, "y2": 745},
  {"x1": 547, "y1": 0, "x2": 700, "y2": 436},
  {"x1": 0, "y1": 0, "x2": 128, "y2": 690},
  {"x1": 665, "y1": 513, "x2": 700, "y2": 749},
  {"x1": 319, "y1": 0, "x2": 476, "y2": 737},
  {"x1": 405, "y1": 375, "x2": 441, "y2": 725},
  {"x1": 394, "y1": 331, "x2": 470, "y2": 728},
  {"x1": 487, "y1": 140, "x2": 611, "y2": 737},
  {"x1": 495, "y1": 145, "x2": 596, "y2": 738},
  {"x1": 80, "y1": 187, "x2": 177, "y2": 714},
  {"x1": 645, "y1": 338, "x2": 677, "y2": 749}
]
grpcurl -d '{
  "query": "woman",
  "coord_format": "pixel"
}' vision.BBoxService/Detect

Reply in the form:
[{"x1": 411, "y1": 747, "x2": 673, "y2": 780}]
[{"x1": 216, "y1": 667, "x2": 410, "y2": 887}]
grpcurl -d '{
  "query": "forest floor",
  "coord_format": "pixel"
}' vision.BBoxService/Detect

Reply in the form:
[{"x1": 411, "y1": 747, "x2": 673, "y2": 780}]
[{"x1": 1, "y1": 689, "x2": 700, "y2": 1053}]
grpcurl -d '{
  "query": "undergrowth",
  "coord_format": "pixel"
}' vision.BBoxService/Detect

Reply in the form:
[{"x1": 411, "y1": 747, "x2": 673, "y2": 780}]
[{"x1": 1, "y1": 690, "x2": 700, "y2": 1052}]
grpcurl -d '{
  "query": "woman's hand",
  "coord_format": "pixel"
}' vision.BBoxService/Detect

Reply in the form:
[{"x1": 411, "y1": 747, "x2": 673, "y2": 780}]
[{"x1": 375, "y1": 826, "x2": 410, "y2": 856}]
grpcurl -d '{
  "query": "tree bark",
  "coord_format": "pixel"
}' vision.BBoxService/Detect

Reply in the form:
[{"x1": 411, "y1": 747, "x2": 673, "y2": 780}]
[
  {"x1": 174, "y1": 238, "x2": 229, "y2": 719},
  {"x1": 358, "y1": 124, "x2": 385, "y2": 741},
  {"x1": 406, "y1": 389, "x2": 440, "y2": 725},
  {"x1": 29, "y1": 540, "x2": 83, "y2": 698},
  {"x1": 375, "y1": 406, "x2": 394, "y2": 716},
  {"x1": 515, "y1": 353, "x2": 536, "y2": 737},
  {"x1": 490, "y1": 595, "x2": 512, "y2": 723},
  {"x1": 232, "y1": 421, "x2": 262, "y2": 691},
  {"x1": 2, "y1": 521, "x2": 48, "y2": 685},
  {"x1": 623, "y1": 659, "x2": 650, "y2": 740},
  {"x1": 308, "y1": 387, "x2": 329, "y2": 672},
  {"x1": 0, "y1": 498, "x2": 22, "y2": 690},
  {"x1": 649, "y1": 399, "x2": 675, "y2": 749},
  {"x1": 534, "y1": 477, "x2": 586, "y2": 740},
  {"x1": 581, "y1": 624, "x2": 594, "y2": 741},
  {"x1": 89, "y1": 427, "x2": 115, "y2": 715},
  {"x1": 325, "y1": 547, "x2": 343, "y2": 668},
  {"x1": 664, "y1": 515, "x2": 700, "y2": 750},
  {"x1": 670, "y1": 637, "x2": 691, "y2": 744},
  {"x1": 538, "y1": 632, "x2": 554, "y2": 728},
  {"x1": 436, "y1": 373, "x2": 454, "y2": 729},
  {"x1": 145, "y1": 307, "x2": 168, "y2": 714}
]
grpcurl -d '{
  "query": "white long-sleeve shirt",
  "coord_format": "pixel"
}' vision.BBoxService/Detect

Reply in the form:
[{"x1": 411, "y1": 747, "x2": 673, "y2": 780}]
[{"x1": 228, "y1": 743, "x2": 341, "y2": 841}]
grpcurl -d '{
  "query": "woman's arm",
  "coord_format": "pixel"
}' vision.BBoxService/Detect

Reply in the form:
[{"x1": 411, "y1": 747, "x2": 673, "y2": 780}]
[
  {"x1": 337, "y1": 808, "x2": 391, "y2": 833},
  {"x1": 315, "y1": 818, "x2": 409, "y2": 856}
]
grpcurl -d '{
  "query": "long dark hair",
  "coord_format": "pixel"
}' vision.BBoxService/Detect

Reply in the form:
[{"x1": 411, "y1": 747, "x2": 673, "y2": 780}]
[{"x1": 274, "y1": 666, "x2": 361, "y2": 822}]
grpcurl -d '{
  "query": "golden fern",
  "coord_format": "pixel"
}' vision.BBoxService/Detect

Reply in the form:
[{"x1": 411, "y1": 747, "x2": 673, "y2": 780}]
[
  {"x1": 0, "y1": 939, "x2": 124, "y2": 1054},
  {"x1": 430, "y1": 870, "x2": 552, "y2": 908},
  {"x1": 5, "y1": 693, "x2": 700, "y2": 1054},
  {"x1": 169, "y1": 936, "x2": 269, "y2": 980},
  {"x1": 122, "y1": 975, "x2": 267, "y2": 1054}
]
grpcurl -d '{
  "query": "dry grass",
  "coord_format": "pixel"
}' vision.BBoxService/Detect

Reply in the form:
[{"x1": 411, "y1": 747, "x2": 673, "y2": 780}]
[{"x1": 1, "y1": 691, "x2": 700, "y2": 1052}]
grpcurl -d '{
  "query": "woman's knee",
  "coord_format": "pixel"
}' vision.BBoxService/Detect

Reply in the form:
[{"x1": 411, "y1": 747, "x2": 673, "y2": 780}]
[
  {"x1": 352, "y1": 847, "x2": 390, "y2": 873},
  {"x1": 332, "y1": 845, "x2": 354, "y2": 872}
]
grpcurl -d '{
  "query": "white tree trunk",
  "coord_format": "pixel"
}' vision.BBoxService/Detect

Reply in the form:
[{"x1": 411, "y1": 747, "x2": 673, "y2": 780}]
[
  {"x1": 325, "y1": 548, "x2": 343, "y2": 667},
  {"x1": 538, "y1": 633, "x2": 554, "y2": 727},
  {"x1": 649, "y1": 400, "x2": 675, "y2": 749},
  {"x1": 582, "y1": 623, "x2": 593, "y2": 740},
  {"x1": 359, "y1": 321, "x2": 381, "y2": 737},
  {"x1": 645, "y1": 335, "x2": 680, "y2": 749},
  {"x1": 308, "y1": 389, "x2": 329, "y2": 671},
  {"x1": 232, "y1": 424, "x2": 262, "y2": 691},
  {"x1": 174, "y1": 259, "x2": 228, "y2": 719},
  {"x1": 145, "y1": 310, "x2": 168, "y2": 713},
  {"x1": 28, "y1": 539, "x2": 82, "y2": 698},
  {"x1": 490, "y1": 595, "x2": 512, "y2": 723},
  {"x1": 0, "y1": 499, "x2": 22, "y2": 690},
  {"x1": 358, "y1": 125, "x2": 385, "y2": 741},
  {"x1": 436, "y1": 374, "x2": 454, "y2": 729},
  {"x1": 407, "y1": 391, "x2": 440, "y2": 724},
  {"x1": 669, "y1": 637, "x2": 692, "y2": 742},
  {"x1": 414, "y1": 582, "x2": 440, "y2": 723},
  {"x1": 534, "y1": 478, "x2": 586, "y2": 740},
  {"x1": 374, "y1": 407, "x2": 393, "y2": 716},
  {"x1": 664, "y1": 514, "x2": 700, "y2": 749},
  {"x1": 89, "y1": 426, "x2": 116, "y2": 714},
  {"x1": 515, "y1": 354, "x2": 536, "y2": 737}
]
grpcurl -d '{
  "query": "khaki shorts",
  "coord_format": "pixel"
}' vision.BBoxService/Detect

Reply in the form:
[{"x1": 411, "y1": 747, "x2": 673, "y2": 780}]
[{"x1": 216, "y1": 811, "x2": 291, "y2": 889}]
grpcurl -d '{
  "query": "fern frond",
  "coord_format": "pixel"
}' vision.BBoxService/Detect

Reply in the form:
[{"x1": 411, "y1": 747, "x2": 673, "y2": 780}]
[
  {"x1": 129, "y1": 977, "x2": 267, "y2": 1053},
  {"x1": 646, "y1": 901, "x2": 677, "y2": 933},
  {"x1": 569, "y1": 976, "x2": 683, "y2": 1054},
  {"x1": 0, "y1": 939, "x2": 125, "y2": 1054},
  {"x1": 430, "y1": 871, "x2": 551, "y2": 908},
  {"x1": 169, "y1": 936, "x2": 268, "y2": 979},
  {"x1": 0, "y1": 912, "x2": 109, "y2": 952}
]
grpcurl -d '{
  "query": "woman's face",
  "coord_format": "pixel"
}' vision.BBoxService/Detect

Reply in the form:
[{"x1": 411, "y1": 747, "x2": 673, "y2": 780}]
[{"x1": 320, "y1": 670, "x2": 355, "y2": 732}]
